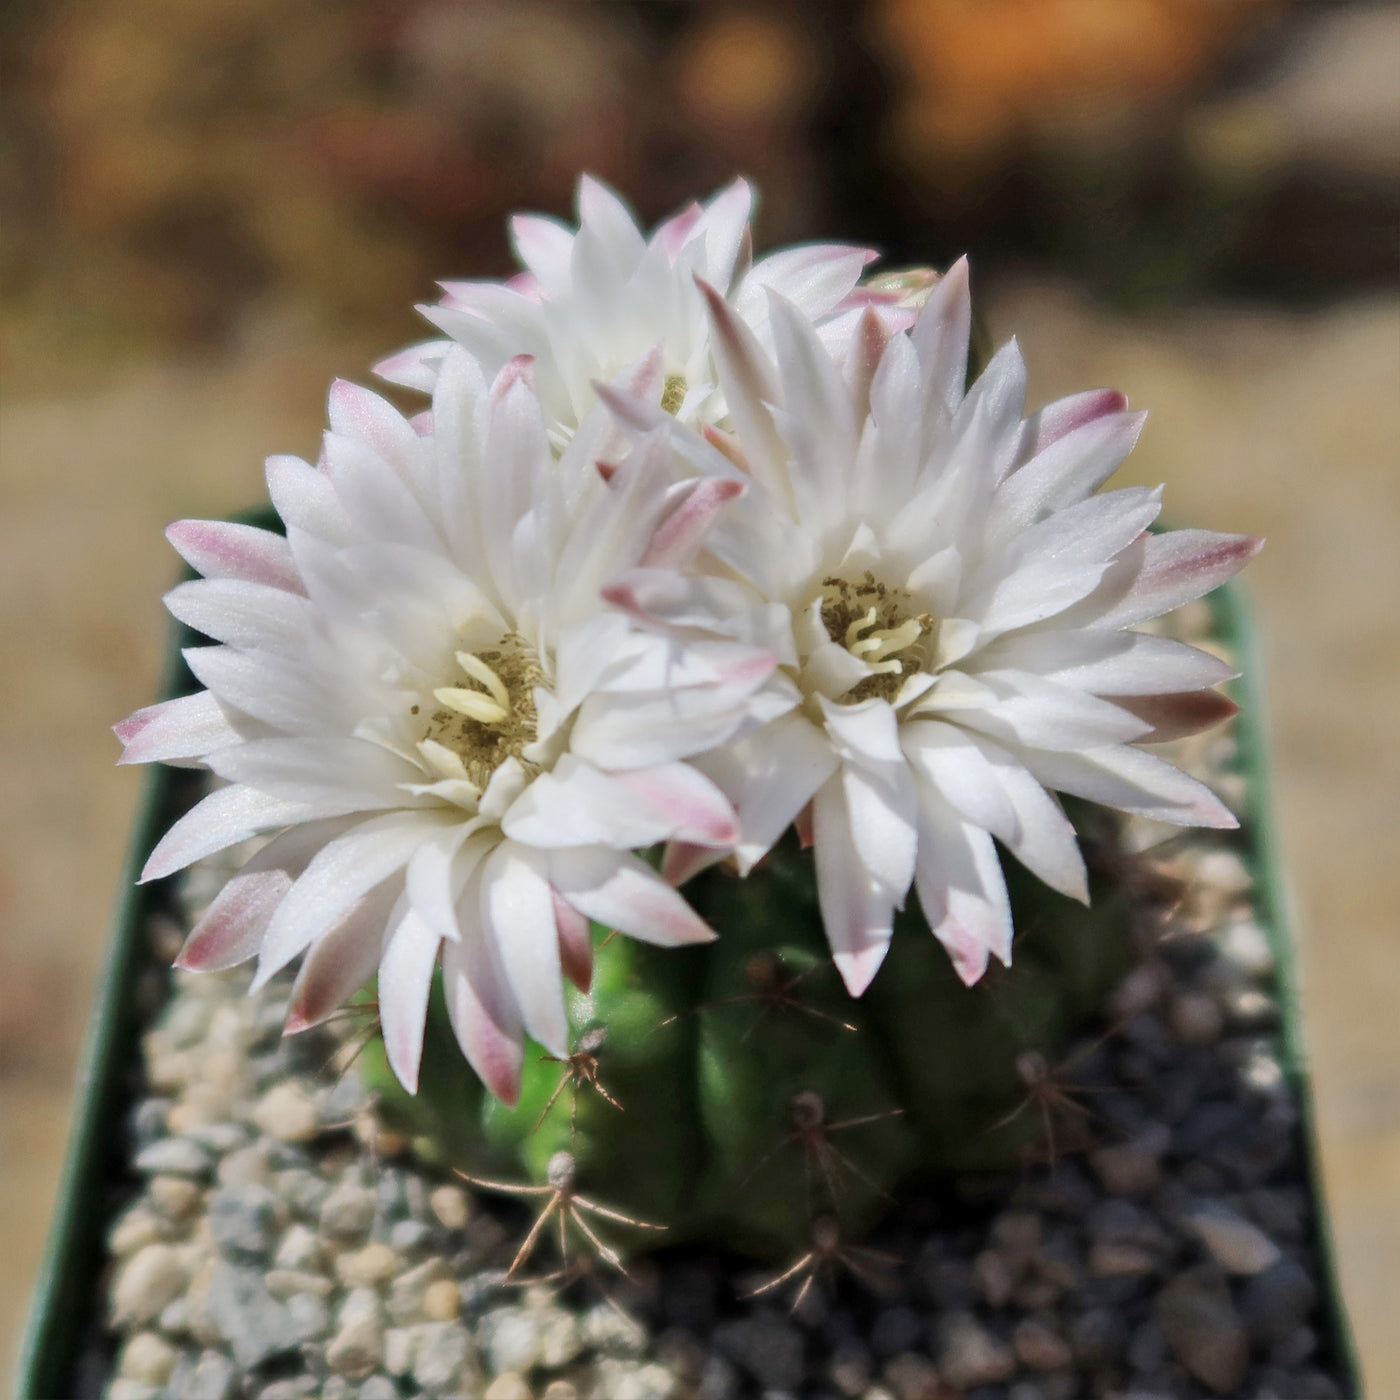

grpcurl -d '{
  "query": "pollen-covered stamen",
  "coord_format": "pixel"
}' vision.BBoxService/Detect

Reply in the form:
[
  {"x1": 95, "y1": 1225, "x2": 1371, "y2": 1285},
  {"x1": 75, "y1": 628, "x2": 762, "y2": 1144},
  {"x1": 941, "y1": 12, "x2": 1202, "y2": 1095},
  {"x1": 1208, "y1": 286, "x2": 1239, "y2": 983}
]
[
  {"x1": 660, "y1": 373, "x2": 688, "y2": 416},
  {"x1": 420, "y1": 634, "x2": 544, "y2": 789},
  {"x1": 820, "y1": 573, "x2": 934, "y2": 704}
]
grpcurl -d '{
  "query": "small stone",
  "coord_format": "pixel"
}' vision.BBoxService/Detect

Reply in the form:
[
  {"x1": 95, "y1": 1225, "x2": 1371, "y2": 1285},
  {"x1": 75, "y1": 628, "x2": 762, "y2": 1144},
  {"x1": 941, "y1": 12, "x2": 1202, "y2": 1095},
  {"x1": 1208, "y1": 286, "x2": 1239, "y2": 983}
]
[
  {"x1": 1069, "y1": 1307, "x2": 1128, "y2": 1368},
  {"x1": 1155, "y1": 1266, "x2": 1250, "y2": 1395},
  {"x1": 360, "y1": 1379, "x2": 401, "y2": 1400},
  {"x1": 109, "y1": 1206, "x2": 168, "y2": 1258},
  {"x1": 870, "y1": 1305, "x2": 925, "y2": 1357},
  {"x1": 384, "y1": 1325, "x2": 416, "y2": 1375},
  {"x1": 336, "y1": 1240, "x2": 401, "y2": 1288},
  {"x1": 590, "y1": 1359, "x2": 678, "y2": 1400},
  {"x1": 327, "y1": 1314, "x2": 384, "y2": 1378},
  {"x1": 536, "y1": 1305, "x2": 583, "y2": 1366},
  {"x1": 134, "y1": 1136, "x2": 213, "y2": 1177},
  {"x1": 275, "y1": 1166, "x2": 329, "y2": 1219},
  {"x1": 286, "y1": 1289, "x2": 331, "y2": 1342},
  {"x1": 186, "y1": 1349, "x2": 238, "y2": 1400},
  {"x1": 542, "y1": 1381, "x2": 579, "y2": 1400},
  {"x1": 1219, "y1": 919, "x2": 1275, "y2": 976},
  {"x1": 1272, "y1": 1324, "x2": 1319, "y2": 1366},
  {"x1": 990, "y1": 1210, "x2": 1043, "y2": 1257},
  {"x1": 388, "y1": 1254, "x2": 454, "y2": 1322},
  {"x1": 1240, "y1": 1257, "x2": 1319, "y2": 1345},
  {"x1": 391, "y1": 1218, "x2": 434, "y2": 1254},
  {"x1": 935, "y1": 1313, "x2": 1016, "y2": 1391},
  {"x1": 486, "y1": 1306, "x2": 543, "y2": 1373},
  {"x1": 254, "y1": 1081, "x2": 321, "y2": 1142},
  {"x1": 713, "y1": 1310, "x2": 806, "y2": 1391},
  {"x1": 1089, "y1": 1241, "x2": 1159, "y2": 1277},
  {"x1": 273, "y1": 1223, "x2": 323, "y2": 1271},
  {"x1": 1012, "y1": 1318, "x2": 1072, "y2": 1372},
  {"x1": 485, "y1": 1374, "x2": 534, "y2": 1400},
  {"x1": 1194, "y1": 849, "x2": 1252, "y2": 896},
  {"x1": 828, "y1": 1342, "x2": 872, "y2": 1395},
  {"x1": 112, "y1": 1243, "x2": 189, "y2": 1325},
  {"x1": 206, "y1": 1262, "x2": 304, "y2": 1369},
  {"x1": 208, "y1": 1182, "x2": 280, "y2": 1260},
  {"x1": 117, "y1": 1331, "x2": 178, "y2": 1385},
  {"x1": 697, "y1": 1352, "x2": 740, "y2": 1400},
  {"x1": 105, "y1": 1383, "x2": 161, "y2": 1400},
  {"x1": 255, "y1": 1380, "x2": 318, "y2": 1400},
  {"x1": 882, "y1": 1350, "x2": 941, "y2": 1400},
  {"x1": 1187, "y1": 1200, "x2": 1283, "y2": 1274},
  {"x1": 216, "y1": 1143, "x2": 269, "y2": 1187},
  {"x1": 149, "y1": 1173, "x2": 202, "y2": 1219},
  {"x1": 584, "y1": 1299, "x2": 649, "y2": 1357},
  {"x1": 417, "y1": 1275, "x2": 458, "y2": 1321},
  {"x1": 412, "y1": 1319, "x2": 474, "y2": 1390},
  {"x1": 430, "y1": 1182, "x2": 472, "y2": 1229},
  {"x1": 319, "y1": 1177, "x2": 377, "y2": 1241},
  {"x1": 1088, "y1": 1124, "x2": 1169, "y2": 1197},
  {"x1": 1170, "y1": 991, "x2": 1225, "y2": 1046},
  {"x1": 972, "y1": 1250, "x2": 1016, "y2": 1307},
  {"x1": 266, "y1": 1268, "x2": 333, "y2": 1298}
]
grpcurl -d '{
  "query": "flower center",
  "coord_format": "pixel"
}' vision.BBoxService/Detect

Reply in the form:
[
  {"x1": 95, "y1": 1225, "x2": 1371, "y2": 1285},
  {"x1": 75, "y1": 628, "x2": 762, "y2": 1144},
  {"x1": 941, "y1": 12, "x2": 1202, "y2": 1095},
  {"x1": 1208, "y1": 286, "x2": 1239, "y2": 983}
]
[
  {"x1": 820, "y1": 573, "x2": 933, "y2": 705},
  {"x1": 419, "y1": 635, "x2": 543, "y2": 788}
]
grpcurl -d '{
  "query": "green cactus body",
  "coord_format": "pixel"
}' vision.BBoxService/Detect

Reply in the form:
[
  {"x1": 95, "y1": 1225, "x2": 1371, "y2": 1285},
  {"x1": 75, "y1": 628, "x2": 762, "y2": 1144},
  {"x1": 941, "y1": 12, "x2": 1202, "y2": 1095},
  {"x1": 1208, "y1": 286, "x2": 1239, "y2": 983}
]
[{"x1": 365, "y1": 806, "x2": 1135, "y2": 1260}]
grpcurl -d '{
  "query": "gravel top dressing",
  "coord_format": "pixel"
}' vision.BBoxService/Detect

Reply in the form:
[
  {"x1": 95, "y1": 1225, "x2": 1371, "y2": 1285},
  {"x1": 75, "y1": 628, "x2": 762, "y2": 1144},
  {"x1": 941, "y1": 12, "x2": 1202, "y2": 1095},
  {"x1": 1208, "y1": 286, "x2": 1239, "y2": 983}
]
[{"x1": 90, "y1": 613, "x2": 1352, "y2": 1400}]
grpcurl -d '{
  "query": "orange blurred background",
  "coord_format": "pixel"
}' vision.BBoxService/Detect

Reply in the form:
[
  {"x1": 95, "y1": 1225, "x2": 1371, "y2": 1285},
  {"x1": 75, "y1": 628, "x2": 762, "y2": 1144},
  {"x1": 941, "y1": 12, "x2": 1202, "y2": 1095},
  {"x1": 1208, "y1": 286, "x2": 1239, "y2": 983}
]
[{"x1": 2, "y1": 0, "x2": 1396, "y2": 1390}]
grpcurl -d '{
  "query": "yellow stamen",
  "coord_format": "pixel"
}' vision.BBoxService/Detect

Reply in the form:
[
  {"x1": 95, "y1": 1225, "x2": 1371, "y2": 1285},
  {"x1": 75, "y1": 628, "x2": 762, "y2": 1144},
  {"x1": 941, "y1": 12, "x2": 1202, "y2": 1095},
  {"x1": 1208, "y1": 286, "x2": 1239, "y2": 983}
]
[
  {"x1": 455, "y1": 651, "x2": 512, "y2": 711},
  {"x1": 433, "y1": 687, "x2": 509, "y2": 724},
  {"x1": 844, "y1": 607, "x2": 879, "y2": 650}
]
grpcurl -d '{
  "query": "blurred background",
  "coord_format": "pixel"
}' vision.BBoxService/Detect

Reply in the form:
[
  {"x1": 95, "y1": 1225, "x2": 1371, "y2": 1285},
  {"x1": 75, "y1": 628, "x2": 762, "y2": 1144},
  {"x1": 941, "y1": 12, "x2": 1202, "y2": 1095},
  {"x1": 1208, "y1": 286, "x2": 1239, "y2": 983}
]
[{"x1": 1, "y1": 0, "x2": 1396, "y2": 1390}]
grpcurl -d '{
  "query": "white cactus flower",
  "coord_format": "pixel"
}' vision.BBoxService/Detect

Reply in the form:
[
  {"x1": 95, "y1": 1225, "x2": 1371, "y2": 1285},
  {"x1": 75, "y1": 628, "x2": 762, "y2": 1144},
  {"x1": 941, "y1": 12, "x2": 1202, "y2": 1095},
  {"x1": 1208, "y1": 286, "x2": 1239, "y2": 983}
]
[
  {"x1": 375, "y1": 175, "x2": 928, "y2": 446},
  {"x1": 601, "y1": 260, "x2": 1262, "y2": 996},
  {"x1": 115, "y1": 348, "x2": 775, "y2": 1103}
]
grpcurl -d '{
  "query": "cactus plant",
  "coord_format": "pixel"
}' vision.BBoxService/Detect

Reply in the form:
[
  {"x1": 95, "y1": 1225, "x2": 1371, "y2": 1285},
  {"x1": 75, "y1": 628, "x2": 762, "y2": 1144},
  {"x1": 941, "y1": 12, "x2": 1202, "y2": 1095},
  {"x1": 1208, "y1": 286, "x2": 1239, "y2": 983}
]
[
  {"x1": 115, "y1": 175, "x2": 1260, "y2": 1280},
  {"x1": 363, "y1": 798, "x2": 1137, "y2": 1262}
]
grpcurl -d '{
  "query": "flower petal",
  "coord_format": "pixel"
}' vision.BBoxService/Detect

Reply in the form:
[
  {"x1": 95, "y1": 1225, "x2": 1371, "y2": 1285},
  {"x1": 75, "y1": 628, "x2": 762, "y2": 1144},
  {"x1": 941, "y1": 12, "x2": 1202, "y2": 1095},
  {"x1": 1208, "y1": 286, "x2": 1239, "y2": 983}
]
[
  {"x1": 549, "y1": 847, "x2": 717, "y2": 947},
  {"x1": 115, "y1": 691, "x2": 240, "y2": 768}
]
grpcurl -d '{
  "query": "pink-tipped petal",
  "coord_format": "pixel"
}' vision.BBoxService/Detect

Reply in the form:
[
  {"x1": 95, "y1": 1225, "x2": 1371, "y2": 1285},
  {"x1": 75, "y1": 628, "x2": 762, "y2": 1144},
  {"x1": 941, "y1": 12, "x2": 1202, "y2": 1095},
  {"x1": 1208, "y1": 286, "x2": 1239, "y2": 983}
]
[
  {"x1": 442, "y1": 930, "x2": 524, "y2": 1106},
  {"x1": 283, "y1": 884, "x2": 396, "y2": 1034},
  {"x1": 794, "y1": 801, "x2": 815, "y2": 848},
  {"x1": 553, "y1": 891, "x2": 593, "y2": 991},
  {"x1": 140, "y1": 786, "x2": 311, "y2": 884},
  {"x1": 551, "y1": 848, "x2": 717, "y2": 948},
  {"x1": 115, "y1": 691, "x2": 239, "y2": 767},
  {"x1": 641, "y1": 478, "x2": 745, "y2": 568},
  {"x1": 1026, "y1": 389, "x2": 1129, "y2": 455},
  {"x1": 1117, "y1": 690, "x2": 1241, "y2": 742},
  {"x1": 176, "y1": 868, "x2": 289, "y2": 972},
  {"x1": 661, "y1": 840, "x2": 725, "y2": 887},
  {"x1": 378, "y1": 909, "x2": 442, "y2": 1093},
  {"x1": 166, "y1": 519, "x2": 303, "y2": 592},
  {"x1": 701, "y1": 424, "x2": 751, "y2": 474},
  {"x1": 1095, "y1": 530, "x2": 1265, "y2": 630},
  {"x1": 490, "y1": 354, "x2": 536, "y2": 403}
]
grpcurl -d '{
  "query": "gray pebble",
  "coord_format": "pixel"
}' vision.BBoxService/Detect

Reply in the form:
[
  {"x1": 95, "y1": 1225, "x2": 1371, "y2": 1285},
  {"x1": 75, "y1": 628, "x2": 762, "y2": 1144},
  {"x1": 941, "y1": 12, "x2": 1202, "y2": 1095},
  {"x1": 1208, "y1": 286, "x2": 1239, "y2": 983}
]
[
  {"x1": 255, "y1": 1380, "x2": 318, "y2": 1400},
  {"x1": 697, "y1": 1353, "x2": 741, "y2": 1400},
  {"x1": 391, "y1": 1218, "x2": 434, "y2": 1254},
  {"x1": 869, "y1": 1305, "x2": 924, "y2": 1358},
  {"x1": 1012, "y1": 1318, "x2": 1072, "y2": 1372},
  {"x1": 713, "y1": 1310, "x2": 806, "y2": 1392},
  {"x1": 826, "y1": 1342, "x2": 872, "y2": 1395},
  {"x1": 326, "y1": 1313, "x2": 384, "y2": 1378},
  {"x1": 275, "y1": 1167, "x2": 330, "y2": 1221},
  {"x1": 483, "y1": 1306, "x2": 542, "y2": 1373},
  {"x1": 111, "y1": 1243, "x2": 189, "y2": 1326},
  {"x1": 186, "y1": 1349, "x2": 239, "y2": 1400},
  {"x1": 134, "y1": 1136, "x2": 213, "y2": 1177},
  {"x1": 360, "y1": 1378, "x2": 402, "y2": 1400},
  {"x1": 584, "y1": 1300, "x2": 649, "y2": 1357},
  {"x1": 286, "y1": 1290, "x2": 331, "y2": 1342},
  {"x1": 411, "y1": 1318, "x2": 473, "y2": 1390},
  {"x1": 1154, "y1": 1266, "x2": 1249, "y2": 1395},
  {"x1": 208, "y1": 1182, "x2": 280, "y2": 1261},
  {"x1": 319, "y1": 1177, "x2": 377, "y2": 1241},
  {"x1": 205, "y1": 1261, "x2": 304, "y2": 1369},
  {"x1": 273, "y1": 1222, "x2": 323, "y2": 1272},
  {"x1": 1240, "y1": 1256, "x2": 1319, "y2": 1345},
  {"x1": 1186, "y1": 1199, "x2": 1282, "y2": 1275},
  {"x1": 935, "y1": 1313, "x2": 1016, "y2": 1390},
  {"x1": 1068, "y1": 1307, "x2": 1128, "y2": 1369}
]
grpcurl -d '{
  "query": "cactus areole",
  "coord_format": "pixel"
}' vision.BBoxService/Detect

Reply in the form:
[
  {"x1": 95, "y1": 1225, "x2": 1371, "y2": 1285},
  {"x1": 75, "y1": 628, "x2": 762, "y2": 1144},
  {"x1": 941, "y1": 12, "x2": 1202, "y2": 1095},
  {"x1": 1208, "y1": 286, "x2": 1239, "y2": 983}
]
[{"x1": 365, "y1": 805, "x2": 1137, "y2": 1260}]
